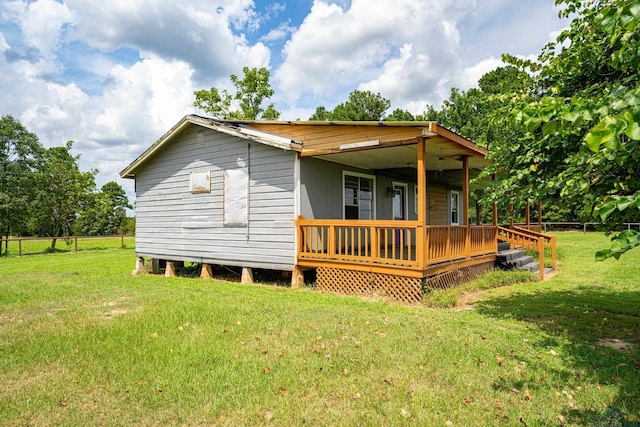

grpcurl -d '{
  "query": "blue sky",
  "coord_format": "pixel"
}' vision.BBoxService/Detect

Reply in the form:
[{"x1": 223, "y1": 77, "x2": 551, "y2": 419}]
[{"x1": 0, "y1": 0, "x2": 568, "y2": 201}]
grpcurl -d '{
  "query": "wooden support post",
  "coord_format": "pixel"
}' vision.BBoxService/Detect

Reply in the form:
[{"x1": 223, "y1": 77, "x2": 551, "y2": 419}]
[
  {"x1": 462, "y1": 155, "x2": 469, "y2": 226},
  {"x1": 491, "y1": 174, "x2": 498, "y2": 227},
  {"x1": 291, "y1": 265, "x2": 304, "y2": 289},
  {"x1": 462, "y1": 155, "x2": 470, "y2": 259},
  {"x1": 131, "y1": 256, "x2": 146, "y2": 276},
  {"x1": 416, "y1": 138, "x2": 427, "y2": 270},
  {"x1": 538, "y1": 238, "x2": 545, "y2": 281},
  {"x1": 148, "y1": 258, "x2": 160, "y2": 274},
  {"x1": 537, "y1": 200, "x2": 543, "y2": 226},
  {"x1": 241, "y1": 267, "x2": 254, "y2": 284},
  {"x1": 509, "y1": 191, "x2": 514, "y2": 229},
  {"x1": 165, "y1": 261, "x2": 177, "y2": 277},
  {"x1": 200, "y1": 263, "x2": 213, "y2": 279},
  {"x1": 525, "y1": 203, "x2": 531, "y2": 227}
]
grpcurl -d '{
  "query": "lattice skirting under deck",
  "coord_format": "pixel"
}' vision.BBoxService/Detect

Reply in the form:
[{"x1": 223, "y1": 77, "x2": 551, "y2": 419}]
[
  {"x1": 316, "y1": 268, "x2": 423, "y2": 303},
  {"x1": 316, "y1": 261, "x2": 494, "y2": 304},
  {"x1": 424, "y1": 262, "x2": 494, "y2": 290}
]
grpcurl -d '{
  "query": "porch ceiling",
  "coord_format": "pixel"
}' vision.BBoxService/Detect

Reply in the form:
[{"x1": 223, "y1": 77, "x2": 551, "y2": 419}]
[{"x1": 310, "y1": 141, "x2": 488, "y2": 172}]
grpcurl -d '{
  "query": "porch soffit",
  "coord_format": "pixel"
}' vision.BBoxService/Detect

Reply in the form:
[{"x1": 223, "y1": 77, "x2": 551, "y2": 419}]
[{"x1": 306, "y1": 140, "x2": 488, "y2": 172}]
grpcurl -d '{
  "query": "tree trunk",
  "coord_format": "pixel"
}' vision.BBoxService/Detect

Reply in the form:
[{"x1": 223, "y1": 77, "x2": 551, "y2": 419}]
[{"x1": 51, "y1": 238, "x2": 57, "y2": 251}]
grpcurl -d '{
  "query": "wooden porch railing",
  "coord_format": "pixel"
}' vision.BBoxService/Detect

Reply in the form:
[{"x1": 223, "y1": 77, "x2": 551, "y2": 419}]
[
  {"x1": 513, "y1": 223, "x2": 543, "y2": 233},
  {"x1": 497, "y1": 226, "x2": 556, "y2": 280},
  {"x1": 296, "y1": 219, "x2": 497, "y2": 273}
]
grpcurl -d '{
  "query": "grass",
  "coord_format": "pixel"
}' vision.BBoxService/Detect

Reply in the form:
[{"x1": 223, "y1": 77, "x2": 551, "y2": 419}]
[
  {"x1": 1, "y1": 235, "x2": 135, "y2": 256},
  {"x1": 423, "y1": 269, "x2": 538, "y2": 308},
  {"x1": 0, "y1": 232, "x2": 638, "y2": 426}
]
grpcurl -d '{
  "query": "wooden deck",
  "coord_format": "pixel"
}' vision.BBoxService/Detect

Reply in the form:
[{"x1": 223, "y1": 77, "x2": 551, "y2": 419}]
[
  {"x1": 296, "y1": 219, "x2": 556, "y2": 280},
  {"x1": 296, "y1": 219, "x2": 498, "y2": 278}
]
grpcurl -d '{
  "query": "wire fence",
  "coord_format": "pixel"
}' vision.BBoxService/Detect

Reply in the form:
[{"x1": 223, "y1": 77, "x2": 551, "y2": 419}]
[
  {"x1": 0, "y1": 235, "x2": 135, "y2": 257},
  {"x1": 541, "y1": 222, "x2": 640, "y2": 233}
]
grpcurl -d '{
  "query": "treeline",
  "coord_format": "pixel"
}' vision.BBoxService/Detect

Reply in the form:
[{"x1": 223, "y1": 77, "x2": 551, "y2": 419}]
[{"x1": 0, "y1": 115, "x2": 132, "y2": 254}]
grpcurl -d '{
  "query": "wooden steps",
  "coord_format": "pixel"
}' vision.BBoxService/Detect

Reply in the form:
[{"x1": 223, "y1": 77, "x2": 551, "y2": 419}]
[{"x1": 496, "y1": 246, "x2": 552, "y2": 275}]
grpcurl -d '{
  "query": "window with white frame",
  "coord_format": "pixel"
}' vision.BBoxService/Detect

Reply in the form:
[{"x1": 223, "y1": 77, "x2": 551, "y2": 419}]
[
  {"x1": 343, "y1": 172, "x2": 375, "y2": 220},
  {"x1": 450, "y1": 190, "x2": 461, "y2": 225}
]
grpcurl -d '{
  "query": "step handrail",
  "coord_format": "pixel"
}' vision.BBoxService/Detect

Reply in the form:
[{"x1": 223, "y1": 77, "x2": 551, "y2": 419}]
[{"x1": 497, "y1": 226, "x2": 556, "y2": 280}]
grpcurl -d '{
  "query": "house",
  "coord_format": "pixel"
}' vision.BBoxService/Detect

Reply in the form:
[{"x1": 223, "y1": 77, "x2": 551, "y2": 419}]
[{"x1": 120, "y1": 115, "x2": 555, "y2": 303}]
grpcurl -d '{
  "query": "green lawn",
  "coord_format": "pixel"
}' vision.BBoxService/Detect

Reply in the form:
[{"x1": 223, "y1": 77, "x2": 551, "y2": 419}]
[
  {"x1": 1, "y1": 235, "x2": 135, "y2": 256},
  {"x1": 0, "y1": 233, "x2": 638, "y2": 426}
]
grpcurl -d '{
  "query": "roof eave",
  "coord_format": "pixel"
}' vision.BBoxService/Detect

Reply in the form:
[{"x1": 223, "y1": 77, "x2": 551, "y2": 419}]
[{"x1": 119, "y1": 115, "x2": 302, "y2": 179}]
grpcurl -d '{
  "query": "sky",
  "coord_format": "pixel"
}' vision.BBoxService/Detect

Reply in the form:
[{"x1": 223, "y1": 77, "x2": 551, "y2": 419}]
[{"x1": 0, "y1": 0, "x2": 569, "y2": 204}]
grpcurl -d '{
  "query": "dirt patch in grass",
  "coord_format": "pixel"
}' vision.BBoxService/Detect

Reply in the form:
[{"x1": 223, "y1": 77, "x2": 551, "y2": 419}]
[
  {"x1": 97, "y1": 298, "x2": 131, "y2": 319},
  {"x1": 454, "y1": 291, "x2": 485, "y2": 310},
  {"x1": 598, "y1": 338, "x2": 633, "y2": 352}
]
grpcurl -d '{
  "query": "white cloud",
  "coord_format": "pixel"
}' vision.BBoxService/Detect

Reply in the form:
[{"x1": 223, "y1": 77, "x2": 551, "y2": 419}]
[
  {"x1": 2, "y1": 0, "x2": 74, "y2": 75},
  {"x1": 456, "y1": 57, "x2": 504, "y2": 91},
  {"x1": 275, "y1": 0, "x2": 475, "y2": 109},
  {"x1": 64, "y1": 0, "x2": 268, "y2": 83}
]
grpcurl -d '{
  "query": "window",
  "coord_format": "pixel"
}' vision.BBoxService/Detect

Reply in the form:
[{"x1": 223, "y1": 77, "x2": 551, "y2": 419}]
[
  {"x1": 343, "y1": 172, "x2": 375, "y2": 220},
  {"x1": 450, "y1": 190, "x2": 461, "y2": 225},
  {"x1": 190, "y1": 170, "x2": 210, "y2": 193}
]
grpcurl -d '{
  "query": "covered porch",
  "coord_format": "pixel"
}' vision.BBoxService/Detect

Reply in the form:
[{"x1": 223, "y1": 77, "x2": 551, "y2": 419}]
[{"x1": 282, "y1": 122, "x2": 555, "y2": 300}]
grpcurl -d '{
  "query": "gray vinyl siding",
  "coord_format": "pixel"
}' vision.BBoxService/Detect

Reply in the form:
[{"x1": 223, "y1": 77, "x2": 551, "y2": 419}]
[
  {"x1": 134, "y1": 126, "x2": 297, "y2": 270},
  {"x1": 300, "y1": 157, "x2": 418, "y2": 221}
]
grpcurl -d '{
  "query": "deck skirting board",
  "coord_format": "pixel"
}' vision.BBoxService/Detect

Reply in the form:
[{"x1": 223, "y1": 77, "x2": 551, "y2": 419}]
[{"x1": 316, "y1": 259, "x2": 495, "y2": 304}]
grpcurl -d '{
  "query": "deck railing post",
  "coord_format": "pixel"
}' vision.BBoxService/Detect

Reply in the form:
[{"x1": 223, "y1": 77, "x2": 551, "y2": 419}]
[
  {"x1": 551, "y1": 235, "x2": 557, "y2": 270},
  {"x1": 370, "y1": 225, "x2": 377, "y2": 265},
  {"x1": 465, "y1": 226, "x2": 471, "y2": 259},
  {"x1": 419, "y1": 226, "x2": 426, "y2": 268},
  {"x1": 328, "y1": 224, "x2": 335, "y2": 257},
  {"x1": 538, "y1": 237, "x2": 545, "y2": 280}
]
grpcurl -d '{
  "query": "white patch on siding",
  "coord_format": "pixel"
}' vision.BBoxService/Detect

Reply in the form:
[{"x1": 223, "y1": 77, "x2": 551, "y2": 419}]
[{"x1": 224, "y1": 167, "x2": 248, "y2": 226}]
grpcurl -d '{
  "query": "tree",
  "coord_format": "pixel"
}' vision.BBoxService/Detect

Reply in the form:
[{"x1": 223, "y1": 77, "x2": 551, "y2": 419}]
[
  {"x1": 385, "y1": 108, "x2": 416, "y2": 121},
  {"x1": 28, "y1": 141, "x2": 96, "y2": 250},
  {"x1": 75, "y1": 181, "x2": 131, "y2": 236},
  {"x1": 484, "y1": 0, "x2": 640, "y2": 259},
  {"x1": 0, "y1": 115, "x2": 43, "y2": 255},
  {"x1": 309, "y1": 90, "x2": 391, "y2": 121},
  {"x1": 194, "y1": 67, "x2": 281, "y2": 120}
]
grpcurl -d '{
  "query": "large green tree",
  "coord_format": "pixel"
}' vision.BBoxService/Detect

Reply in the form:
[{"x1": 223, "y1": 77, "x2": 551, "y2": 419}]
[
  {"x1": 194, "y1": 67, "x2": 281, "y2": 120},
  {"x1": 29, "y1": 141, "x2": 97, "y2": 250},
  {"x1": 0, "y1": 115, "x2": 43, "y2": 255},
  {"x1": 75, "y1": 181, "x2": 131, "y2": 236},
  {"x1": 485, "y1": 0, "x2": 640, "y2": 259},
  {"x1": 309, "y1": 90, "x2": 391, "y2": 121}
]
